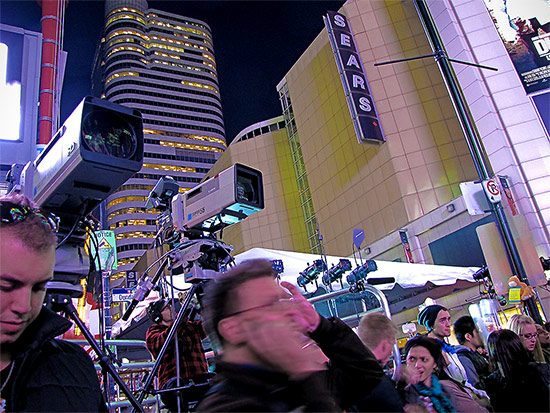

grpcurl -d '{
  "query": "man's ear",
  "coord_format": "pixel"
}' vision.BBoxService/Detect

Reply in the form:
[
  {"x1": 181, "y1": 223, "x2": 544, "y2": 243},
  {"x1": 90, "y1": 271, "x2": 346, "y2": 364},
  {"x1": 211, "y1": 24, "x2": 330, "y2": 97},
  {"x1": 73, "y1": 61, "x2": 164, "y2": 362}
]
[
  {"x1": 465, "y1": 332, "x2": 473, "y2": 342},
  {"x1": 382, "y1": 338, "x2": 393, "y2": 353},
  {"x1": 217, "y1": 317, "x2": 246, "y2": 345}
]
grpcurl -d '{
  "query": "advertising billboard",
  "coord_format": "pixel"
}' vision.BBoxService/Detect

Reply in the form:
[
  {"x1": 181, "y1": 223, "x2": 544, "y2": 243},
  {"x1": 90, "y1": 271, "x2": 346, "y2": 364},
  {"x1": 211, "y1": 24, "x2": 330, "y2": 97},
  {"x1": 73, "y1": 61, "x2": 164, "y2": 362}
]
[
  {"x1": 483, "y1": 0, "x2": 550, "y2": 94},
  {"x1": 0, "y1": 24, "x2": 42, "y2": 182}
]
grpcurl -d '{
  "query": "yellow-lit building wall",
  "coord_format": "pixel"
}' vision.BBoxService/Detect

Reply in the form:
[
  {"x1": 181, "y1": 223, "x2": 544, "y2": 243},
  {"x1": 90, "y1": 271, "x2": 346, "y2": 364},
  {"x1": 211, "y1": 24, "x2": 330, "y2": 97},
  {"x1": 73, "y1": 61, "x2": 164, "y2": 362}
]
[
  {"x1": 205, "y1": 127, "x2": 309, "y2": 254},
  {"x1": 281, "y1": 0, "x2": 479, "y2": 256}
]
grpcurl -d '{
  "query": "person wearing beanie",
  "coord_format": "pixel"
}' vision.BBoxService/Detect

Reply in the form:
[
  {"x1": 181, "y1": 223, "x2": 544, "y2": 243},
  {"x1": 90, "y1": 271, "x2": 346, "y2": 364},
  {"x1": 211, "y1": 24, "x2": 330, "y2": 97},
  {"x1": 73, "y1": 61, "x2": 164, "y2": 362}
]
[{"x1": 417, "y1": 305, "x2": 468, "y2": 384}]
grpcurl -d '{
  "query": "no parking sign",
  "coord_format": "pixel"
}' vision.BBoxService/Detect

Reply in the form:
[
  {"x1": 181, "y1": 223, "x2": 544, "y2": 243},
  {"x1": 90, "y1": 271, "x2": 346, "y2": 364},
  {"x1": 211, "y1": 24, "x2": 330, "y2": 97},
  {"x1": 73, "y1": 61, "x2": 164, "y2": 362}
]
[{"x1": 482, "y1": 178, "x2": 501, "y2": 203}]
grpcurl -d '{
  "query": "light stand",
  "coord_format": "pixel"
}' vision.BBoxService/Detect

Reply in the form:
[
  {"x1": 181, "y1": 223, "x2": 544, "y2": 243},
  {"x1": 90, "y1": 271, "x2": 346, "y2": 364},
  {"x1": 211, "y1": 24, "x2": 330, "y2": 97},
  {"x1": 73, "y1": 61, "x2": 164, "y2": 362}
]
[{"x1": 45, "y1": 284, "x2": 144, "y2": 413}]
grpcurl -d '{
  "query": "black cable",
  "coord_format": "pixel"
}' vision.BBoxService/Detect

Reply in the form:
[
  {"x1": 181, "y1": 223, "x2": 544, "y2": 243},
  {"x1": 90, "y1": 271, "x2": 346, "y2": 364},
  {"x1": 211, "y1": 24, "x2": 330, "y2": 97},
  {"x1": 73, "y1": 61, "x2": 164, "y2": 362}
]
[
  {"x1": 56, "y1": 201, "x2": 91, "y2": 250},
  {"x1": 56, "y1": 215, "x2": 85, "y2": 249},
  {"x1": 163, "y1": 277, "x2": 187, "y2": 291}
]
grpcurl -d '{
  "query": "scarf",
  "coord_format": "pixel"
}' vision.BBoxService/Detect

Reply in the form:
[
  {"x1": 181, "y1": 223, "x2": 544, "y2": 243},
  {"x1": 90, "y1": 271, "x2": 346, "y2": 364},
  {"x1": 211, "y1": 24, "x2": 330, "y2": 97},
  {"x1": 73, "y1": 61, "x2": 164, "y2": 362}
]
[
  {"x1": 435, "y1": 338, "x2": 456, "y2": 354},
  {"x1": 415, "y1": 374, "x2": 456, "y2": 413}
]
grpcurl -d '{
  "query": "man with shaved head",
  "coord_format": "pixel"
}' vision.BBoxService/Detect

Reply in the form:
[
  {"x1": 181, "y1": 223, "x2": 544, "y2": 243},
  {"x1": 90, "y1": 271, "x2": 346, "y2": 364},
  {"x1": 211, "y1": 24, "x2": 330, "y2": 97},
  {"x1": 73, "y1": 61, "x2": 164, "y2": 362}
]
[{"x1": 0, "y1": 194, "x2": 105, "y2": 411}]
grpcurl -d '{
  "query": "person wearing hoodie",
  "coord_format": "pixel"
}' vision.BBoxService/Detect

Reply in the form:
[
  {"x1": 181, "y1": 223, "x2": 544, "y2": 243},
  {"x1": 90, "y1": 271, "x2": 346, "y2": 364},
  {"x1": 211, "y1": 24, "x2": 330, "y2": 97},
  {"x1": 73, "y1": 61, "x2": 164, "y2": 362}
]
[{"x1": 453, "y1": 316, "x2": 492, "y2": 390}]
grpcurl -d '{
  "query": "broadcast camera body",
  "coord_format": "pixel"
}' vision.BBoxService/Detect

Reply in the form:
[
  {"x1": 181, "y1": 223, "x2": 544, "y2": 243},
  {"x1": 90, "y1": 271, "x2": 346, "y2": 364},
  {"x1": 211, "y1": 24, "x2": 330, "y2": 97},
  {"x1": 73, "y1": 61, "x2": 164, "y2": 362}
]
[
  {"x1": 20, "y1": 96, "x2": 144, "y2": 236},
  {"x1": 122, "y1": 163, "x2": 265, "y2": 320},
  {"x1": 171, "y1": 163, "x2": 264, "y2": 237},
  {"x1": 12, "y1": 96, "x2": 144, "y2": 292}
]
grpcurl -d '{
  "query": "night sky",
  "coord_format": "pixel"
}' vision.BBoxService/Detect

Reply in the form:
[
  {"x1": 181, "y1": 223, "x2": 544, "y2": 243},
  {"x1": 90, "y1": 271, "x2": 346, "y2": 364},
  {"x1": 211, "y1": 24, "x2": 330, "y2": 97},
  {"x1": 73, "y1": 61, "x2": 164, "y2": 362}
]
[{"x1": 1, "y1": 0, "x2": 345, "y2": 143}]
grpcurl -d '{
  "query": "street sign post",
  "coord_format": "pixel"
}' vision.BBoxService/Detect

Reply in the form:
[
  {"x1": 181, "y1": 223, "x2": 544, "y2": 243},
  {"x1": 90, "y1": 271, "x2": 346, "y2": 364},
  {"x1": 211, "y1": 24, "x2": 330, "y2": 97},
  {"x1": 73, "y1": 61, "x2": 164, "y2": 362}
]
[
  {"x1": 112, "y1": 288, "x2": 135, "y2": 302},
  {"x1": 482, "y1": 178, "x2": 502, "y2": 203}
]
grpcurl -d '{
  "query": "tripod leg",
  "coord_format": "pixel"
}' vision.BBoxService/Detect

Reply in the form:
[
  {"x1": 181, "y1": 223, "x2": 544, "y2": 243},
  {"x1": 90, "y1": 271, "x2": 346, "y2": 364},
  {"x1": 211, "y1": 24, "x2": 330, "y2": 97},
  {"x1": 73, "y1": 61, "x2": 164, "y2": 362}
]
[{"x1": 61, "y1": 299, "x2": 145, "y2": 413}]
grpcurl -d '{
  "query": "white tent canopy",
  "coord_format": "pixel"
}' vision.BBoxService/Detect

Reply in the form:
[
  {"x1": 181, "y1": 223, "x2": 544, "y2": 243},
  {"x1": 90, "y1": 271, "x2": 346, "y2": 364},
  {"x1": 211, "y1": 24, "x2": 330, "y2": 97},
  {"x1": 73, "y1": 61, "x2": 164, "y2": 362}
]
[{"x1": 233, "y1": 248, "x2": 480, "y2": 292}]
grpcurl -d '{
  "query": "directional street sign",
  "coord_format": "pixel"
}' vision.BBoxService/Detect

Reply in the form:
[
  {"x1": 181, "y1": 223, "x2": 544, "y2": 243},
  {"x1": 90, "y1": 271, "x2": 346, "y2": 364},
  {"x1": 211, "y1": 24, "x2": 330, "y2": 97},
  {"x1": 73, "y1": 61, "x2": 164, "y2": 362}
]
[
  {"x1": 89, "y1": 230, "x2": 118, "y2": 271},
  {"x1": 112, "y1": 288, "x2": 135, "y2": 302}
]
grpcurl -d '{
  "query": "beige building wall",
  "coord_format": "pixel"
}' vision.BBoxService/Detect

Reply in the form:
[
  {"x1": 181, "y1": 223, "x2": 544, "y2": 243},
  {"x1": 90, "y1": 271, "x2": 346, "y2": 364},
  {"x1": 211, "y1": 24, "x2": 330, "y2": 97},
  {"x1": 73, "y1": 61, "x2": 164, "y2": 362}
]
[
  {"x1": 205, "y1": 120, "x2": 309, "y2": 254},
  {"x1": 281, "y1": 0, "x2": 479, "y2": 257}
]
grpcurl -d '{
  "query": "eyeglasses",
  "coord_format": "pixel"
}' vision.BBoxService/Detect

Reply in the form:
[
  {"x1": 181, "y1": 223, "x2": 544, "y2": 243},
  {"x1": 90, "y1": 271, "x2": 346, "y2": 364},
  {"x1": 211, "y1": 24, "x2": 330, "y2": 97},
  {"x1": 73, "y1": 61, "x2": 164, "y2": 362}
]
[
  {"x1": 520, "y1": 333, "x2": 537, "y2": 340},
  {"x1": 0, "y1": 201, "x2": 59, "y2": 233},
  {"x1": 225, "y1": 299, "x2": 294, "y2": 318}
]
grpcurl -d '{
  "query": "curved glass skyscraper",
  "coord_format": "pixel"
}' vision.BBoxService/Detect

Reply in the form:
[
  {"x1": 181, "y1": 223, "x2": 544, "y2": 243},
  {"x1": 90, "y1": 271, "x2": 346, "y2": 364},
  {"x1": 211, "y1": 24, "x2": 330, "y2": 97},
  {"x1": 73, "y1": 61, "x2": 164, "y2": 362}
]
[{"x1": 100, "y1": 0, "x2": 226, "y2": 275}]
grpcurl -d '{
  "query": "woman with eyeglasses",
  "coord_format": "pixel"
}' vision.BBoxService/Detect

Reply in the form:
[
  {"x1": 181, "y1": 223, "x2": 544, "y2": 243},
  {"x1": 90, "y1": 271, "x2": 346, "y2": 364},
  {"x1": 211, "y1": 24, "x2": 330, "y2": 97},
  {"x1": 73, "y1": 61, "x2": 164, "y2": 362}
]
[
  {"x1": 401, "y1": 335, "x2": 488, "y2": 413},
  {"x1": 506, "y1": 314, "x2": 545, "y2": 362},
  {"x1": 485, "y1": 329, "x2": 550, "y2": 412}
]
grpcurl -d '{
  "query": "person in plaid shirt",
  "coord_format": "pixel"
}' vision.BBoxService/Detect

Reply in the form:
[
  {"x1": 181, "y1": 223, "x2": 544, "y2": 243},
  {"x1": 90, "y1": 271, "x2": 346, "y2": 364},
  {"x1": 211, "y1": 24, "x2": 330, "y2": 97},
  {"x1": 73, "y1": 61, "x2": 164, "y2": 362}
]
[{"x1": 145, "y1": 298, "x2": 210, "y2": 411}]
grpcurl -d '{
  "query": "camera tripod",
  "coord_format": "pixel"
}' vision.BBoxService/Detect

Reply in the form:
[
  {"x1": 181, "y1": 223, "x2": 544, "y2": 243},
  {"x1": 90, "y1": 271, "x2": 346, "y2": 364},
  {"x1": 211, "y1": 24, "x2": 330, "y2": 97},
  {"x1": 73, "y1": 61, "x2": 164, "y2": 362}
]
[
  {"x1": 133, "y1": 281, "x2": 210, "y2": 412},
  {"x1": 45, "y1": 282, "x2": 144, "y2": 413}
]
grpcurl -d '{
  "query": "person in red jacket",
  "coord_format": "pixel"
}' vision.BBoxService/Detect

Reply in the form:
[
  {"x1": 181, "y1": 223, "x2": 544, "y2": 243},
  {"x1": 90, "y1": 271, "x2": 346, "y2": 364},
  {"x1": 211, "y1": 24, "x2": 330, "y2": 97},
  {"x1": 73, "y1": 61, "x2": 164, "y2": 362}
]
[{"x1": 145, "y1": 297, "x2": 209, "y2": 412}]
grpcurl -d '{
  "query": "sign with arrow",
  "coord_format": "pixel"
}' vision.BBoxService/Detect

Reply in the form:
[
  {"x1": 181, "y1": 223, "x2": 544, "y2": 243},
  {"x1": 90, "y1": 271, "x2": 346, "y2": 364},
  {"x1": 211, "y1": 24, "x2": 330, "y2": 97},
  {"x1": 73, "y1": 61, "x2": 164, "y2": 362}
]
[{"x1": 89, "y1": 230, "x2": 118, "y2": 271}]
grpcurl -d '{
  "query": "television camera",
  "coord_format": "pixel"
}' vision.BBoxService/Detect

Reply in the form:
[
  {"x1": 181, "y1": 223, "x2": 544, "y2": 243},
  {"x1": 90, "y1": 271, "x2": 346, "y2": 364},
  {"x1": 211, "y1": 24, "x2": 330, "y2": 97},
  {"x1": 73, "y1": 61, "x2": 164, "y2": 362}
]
[
  {"x1": 20, "y1": 96, "x2": 143, "y2": 237},
  {"x1": 8, "y1": 96, "x2": 145, "y2": 411},
  {"x1": 121, "y1": 163, "x2": 264, "y2": 409},
  {"x1": 171, "y1": 163, "x2": 264, "y2": 236}
]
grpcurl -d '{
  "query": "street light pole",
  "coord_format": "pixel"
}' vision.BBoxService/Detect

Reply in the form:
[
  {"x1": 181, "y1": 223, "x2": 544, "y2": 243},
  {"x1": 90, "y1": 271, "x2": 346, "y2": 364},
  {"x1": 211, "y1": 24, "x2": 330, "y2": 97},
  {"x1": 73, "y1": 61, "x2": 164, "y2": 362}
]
[{"x1": 412, "y1": 0, "x2": 542, "y2": 323}]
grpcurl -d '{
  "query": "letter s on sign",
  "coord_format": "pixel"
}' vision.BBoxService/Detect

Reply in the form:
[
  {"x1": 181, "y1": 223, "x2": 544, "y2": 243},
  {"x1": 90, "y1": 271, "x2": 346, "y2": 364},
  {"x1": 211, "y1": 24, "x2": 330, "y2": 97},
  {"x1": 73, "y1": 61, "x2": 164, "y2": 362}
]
[
  {"x1": 359, "y1": 97, "x2": 372, "y2": 112},
  {"x1": 334, "y1": 14, "x2": 346, "y2": 28}
]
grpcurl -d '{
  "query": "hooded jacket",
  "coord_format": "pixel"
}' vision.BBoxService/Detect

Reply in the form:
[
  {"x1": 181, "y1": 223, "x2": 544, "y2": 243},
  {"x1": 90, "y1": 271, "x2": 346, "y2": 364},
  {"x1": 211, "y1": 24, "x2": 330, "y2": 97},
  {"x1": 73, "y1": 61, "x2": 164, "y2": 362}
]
[{"x1": 2, "y1": 307, "x2": 106, "y2": 412}]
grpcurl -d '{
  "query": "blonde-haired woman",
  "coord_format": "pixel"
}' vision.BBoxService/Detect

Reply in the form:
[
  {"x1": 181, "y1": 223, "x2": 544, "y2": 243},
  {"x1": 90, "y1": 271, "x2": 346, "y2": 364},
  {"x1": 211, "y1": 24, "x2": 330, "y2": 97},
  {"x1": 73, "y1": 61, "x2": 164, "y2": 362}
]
[{"x1": 506, "y1": 314, "x2": 545, "y2": 362}]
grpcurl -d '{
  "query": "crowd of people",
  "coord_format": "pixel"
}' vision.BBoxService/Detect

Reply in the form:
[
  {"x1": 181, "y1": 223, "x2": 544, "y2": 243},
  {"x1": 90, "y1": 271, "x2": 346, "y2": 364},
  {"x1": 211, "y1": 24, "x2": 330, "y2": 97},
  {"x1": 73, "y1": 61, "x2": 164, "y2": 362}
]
[{"x1": 1, "y1": 193, "x2": 550, "y2": 412}]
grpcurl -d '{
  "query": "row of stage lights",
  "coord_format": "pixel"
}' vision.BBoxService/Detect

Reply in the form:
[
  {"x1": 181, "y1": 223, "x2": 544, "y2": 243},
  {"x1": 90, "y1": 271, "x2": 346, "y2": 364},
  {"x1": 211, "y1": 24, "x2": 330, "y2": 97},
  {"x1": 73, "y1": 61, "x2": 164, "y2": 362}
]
[{"x1": 297, "y1": 259, "x2": 380, "y2": 291}]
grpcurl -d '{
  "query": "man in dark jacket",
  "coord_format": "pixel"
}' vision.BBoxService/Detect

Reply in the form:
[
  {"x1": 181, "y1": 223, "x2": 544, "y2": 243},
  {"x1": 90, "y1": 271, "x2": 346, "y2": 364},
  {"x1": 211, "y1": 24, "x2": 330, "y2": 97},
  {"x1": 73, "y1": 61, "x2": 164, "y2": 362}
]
[
  {"x1": 196, "y1": 259, "x2": 385, "y2": 412},
  {"x1": 454, "y1": 315, "x2": 492, "y2": 390},
  {"x1": 0, "y1": 194, "x2": 106, "y2": 411}
]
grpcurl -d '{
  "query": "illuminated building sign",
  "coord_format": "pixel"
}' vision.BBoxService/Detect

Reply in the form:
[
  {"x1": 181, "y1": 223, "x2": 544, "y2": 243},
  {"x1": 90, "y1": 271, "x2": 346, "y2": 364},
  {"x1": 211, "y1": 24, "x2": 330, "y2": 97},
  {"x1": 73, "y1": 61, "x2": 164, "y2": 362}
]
[
  {"x1": 483, "y1": 0, "x2": 550, "y2": 95},
  {"x1": 0, "y1": 24, "x2": 41, "y2": 182},
  {"x1": 324, "y1": 11, "x2": 384, "y2": 144},
  {"x1": 0, "y1": 29, "x2": 23, "y2": 141}
]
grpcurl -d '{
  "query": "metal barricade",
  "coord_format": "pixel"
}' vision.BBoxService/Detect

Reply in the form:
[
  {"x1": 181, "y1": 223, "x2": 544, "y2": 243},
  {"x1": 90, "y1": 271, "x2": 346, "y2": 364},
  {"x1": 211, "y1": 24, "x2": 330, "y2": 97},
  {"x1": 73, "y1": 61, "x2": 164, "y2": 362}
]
[
  {"x1": 307, "y1": 285, "x2": 402, "y2": 371},
  {"x1": 68, "y1": 339, "x2": 159, "y2": 412}
]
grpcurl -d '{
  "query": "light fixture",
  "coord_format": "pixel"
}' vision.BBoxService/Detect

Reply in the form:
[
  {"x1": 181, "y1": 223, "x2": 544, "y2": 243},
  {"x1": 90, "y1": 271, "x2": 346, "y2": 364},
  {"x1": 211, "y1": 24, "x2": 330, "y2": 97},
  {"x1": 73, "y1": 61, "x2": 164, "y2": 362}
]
[
  {"x1": 346, "y1": 260, "x2": 378, "y2": 285},
  {"x1": 322, "y1": 259, "x2": 352, "y2": 287},
  {"x1": 271, "y1": 259, "x2": 284, "y2": 275},
  {"x1": 297, "y1": 260, "x2": 326, "y2": 291}
]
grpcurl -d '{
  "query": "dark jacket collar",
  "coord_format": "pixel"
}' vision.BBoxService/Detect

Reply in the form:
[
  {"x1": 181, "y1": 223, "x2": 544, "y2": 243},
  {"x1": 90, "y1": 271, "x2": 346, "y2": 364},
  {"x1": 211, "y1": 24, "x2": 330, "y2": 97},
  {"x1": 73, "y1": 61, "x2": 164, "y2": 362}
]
[
  {"x1": 13, "y1": 306, "x2": 72, "y2": 357},
  {"x1": 213, "y1": 359, "x2": 288, "y2": 392}
]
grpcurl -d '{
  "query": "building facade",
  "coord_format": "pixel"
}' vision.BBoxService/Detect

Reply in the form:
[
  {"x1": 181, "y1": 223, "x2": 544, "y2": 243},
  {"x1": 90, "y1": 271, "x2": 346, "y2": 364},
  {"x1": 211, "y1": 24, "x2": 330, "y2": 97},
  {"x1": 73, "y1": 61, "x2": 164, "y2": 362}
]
[
  {"x1": 211, "y1": 0, "x2": 549, "y2": 312},
  {"x1": 204, "y1": 116, "x2": 310, "y2": 254},
  {"x1": 99, "y1": 0, "x2": 226, "y2": 276}
]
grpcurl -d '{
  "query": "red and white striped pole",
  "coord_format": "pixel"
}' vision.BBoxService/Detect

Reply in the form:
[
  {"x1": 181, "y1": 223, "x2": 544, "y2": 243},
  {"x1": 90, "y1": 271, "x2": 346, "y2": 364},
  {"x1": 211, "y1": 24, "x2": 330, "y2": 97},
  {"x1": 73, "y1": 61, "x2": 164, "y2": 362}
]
[{"x1": 38, "y1": 0, "x2": 67, "y2": 145}]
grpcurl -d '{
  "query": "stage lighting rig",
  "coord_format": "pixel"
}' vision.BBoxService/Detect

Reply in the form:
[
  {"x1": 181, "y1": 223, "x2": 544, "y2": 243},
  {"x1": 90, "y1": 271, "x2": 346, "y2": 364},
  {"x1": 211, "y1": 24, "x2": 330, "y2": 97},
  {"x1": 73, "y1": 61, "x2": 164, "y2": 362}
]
[
  {"x1": 346, "y1": 259, "x2": 378, "y2": 285},
  {"x1": 297, "y1": 259, "x2": 327, "y2": 291},
  {"x1": 322, "y1": 259, "x2": 352, "y2": 286},
  {"x1": 472, "y1": 266, "x2": 490, "y2": 281},
  {"x1": 271, "y1": 259, "x2": 284, "y2": 276}
]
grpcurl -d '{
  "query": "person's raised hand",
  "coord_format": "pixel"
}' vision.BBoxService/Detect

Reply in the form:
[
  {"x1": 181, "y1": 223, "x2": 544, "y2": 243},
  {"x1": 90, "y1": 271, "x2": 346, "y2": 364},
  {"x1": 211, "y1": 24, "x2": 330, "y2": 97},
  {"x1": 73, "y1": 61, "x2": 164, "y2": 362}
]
[
  {"x1": 280, "y1": 281, "x2": 320, "y2": 333},
  {"x1": 241, "y1": 318, "x2": 328, "y2": 379}
]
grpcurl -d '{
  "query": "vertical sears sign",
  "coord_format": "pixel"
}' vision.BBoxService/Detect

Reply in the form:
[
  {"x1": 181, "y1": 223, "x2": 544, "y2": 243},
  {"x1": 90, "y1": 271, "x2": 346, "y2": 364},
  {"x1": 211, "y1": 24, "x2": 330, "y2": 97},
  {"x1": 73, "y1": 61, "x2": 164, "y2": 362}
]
[{"x1": 324, "y1": 11, "x2": 384, "y2": 144}]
